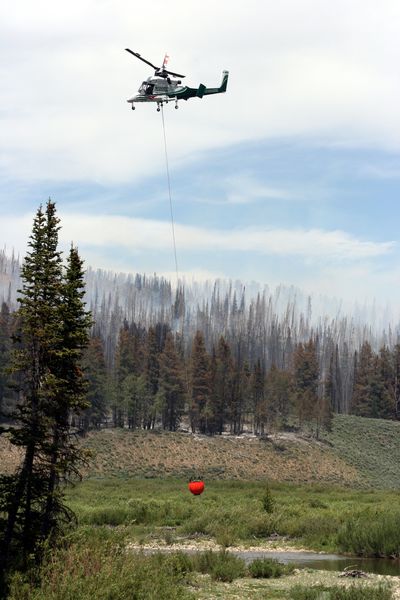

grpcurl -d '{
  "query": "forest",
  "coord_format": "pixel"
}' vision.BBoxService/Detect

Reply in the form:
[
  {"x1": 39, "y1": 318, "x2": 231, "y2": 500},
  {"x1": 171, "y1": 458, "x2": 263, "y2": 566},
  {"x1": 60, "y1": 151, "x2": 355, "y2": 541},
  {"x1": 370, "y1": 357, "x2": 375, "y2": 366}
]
[
  {"x1": 1, "y1": 247, "x2": 399, "y2": 437},
  {"x1": 1, "y1": 205, "x2": 400, "y2": 600}
]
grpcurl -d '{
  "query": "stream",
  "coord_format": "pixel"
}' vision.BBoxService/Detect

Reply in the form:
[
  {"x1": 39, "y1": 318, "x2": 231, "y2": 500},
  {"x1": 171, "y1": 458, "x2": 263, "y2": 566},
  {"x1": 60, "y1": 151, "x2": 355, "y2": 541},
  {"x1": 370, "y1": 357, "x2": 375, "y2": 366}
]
[
  {"x1": 230, "y1": 550, "x2": 400, "y2": 576},
  {"x1": 137, "y1": 547, "x2": 400, "y2": 576}
]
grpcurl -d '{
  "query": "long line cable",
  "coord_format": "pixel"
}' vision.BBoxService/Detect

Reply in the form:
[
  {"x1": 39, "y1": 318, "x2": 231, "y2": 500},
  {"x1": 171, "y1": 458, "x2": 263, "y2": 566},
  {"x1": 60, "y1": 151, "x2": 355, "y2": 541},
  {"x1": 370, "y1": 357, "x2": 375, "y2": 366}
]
[
  {"x1": 160, "y1": 104, "x2": 179, "y2": 286},
  {"x1": 160, "y1": 105, "x2": 192, "y2": 405}
]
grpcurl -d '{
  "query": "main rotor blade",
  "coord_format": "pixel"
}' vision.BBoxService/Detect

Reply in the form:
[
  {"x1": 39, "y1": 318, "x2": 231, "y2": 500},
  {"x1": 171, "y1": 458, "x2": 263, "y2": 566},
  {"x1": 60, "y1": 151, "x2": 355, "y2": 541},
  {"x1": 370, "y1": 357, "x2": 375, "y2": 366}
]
[
  {"x1": 165, "y1": 69, "x2": 186, "y2": 78},
  {"x1": 125, "y1": 49, "x2": 158, "y2": 71}
]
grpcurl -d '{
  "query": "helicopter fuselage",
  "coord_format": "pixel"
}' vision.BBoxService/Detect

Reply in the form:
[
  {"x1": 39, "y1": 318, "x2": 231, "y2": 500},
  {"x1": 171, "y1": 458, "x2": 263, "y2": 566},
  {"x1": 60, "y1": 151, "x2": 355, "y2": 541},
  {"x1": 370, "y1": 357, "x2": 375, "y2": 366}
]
[
  {"x1": 127, "y1": 76, "x2": 185, "y2": 103},
  {"x1": 127, "y1": 71, "x2": 229, "y2": 110}
]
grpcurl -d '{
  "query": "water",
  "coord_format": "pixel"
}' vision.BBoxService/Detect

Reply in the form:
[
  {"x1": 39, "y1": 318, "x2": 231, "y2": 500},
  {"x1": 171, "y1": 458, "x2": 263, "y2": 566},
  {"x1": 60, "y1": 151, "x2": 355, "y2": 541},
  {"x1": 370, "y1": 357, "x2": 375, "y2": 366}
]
[
  {"x1": 233, "y1": 550, "x2": 400, "y2": 577},
  {"x1": 138, "y1": 547, "x2": 400, "y2": 576}
]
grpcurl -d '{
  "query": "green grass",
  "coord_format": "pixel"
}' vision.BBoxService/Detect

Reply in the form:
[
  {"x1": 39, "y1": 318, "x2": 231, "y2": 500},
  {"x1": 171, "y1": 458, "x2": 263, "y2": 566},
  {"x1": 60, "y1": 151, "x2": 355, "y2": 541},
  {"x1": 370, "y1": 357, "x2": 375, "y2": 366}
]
[
  {"x1": 7, "y1": 534, "x2": 192, "y2": 600},
  {"x1": 249, "y1": 558, "x2": 295, "y2": 578},
  {"x1": 191, "y1": 550, "x2": 246, "y2": 582},
  {"x1": 323, "y1": 414, "x2": 400, "y2": 488},
  {"x1": 5, "y1": 478, "x2": 400, "y2": 599},
  {"x1": 337, "y1": 510, "x2": 400, "y2": 556},
  {"x1": 290, "y1": 583, "x2": 393, "y2": 600},
  {"x1": 4, "y1": 415, "x2": 400, "y2": 488},
  {"x1": 64, "y1": 478, "x2": 400, "y2": 556}
]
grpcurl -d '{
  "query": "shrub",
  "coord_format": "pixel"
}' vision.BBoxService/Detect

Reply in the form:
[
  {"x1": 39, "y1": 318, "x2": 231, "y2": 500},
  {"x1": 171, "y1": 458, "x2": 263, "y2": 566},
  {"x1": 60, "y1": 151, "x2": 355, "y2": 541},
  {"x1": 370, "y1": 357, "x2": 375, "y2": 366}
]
[
  {"x1": 337, "y1": 511, "x2": 400, "y2": 557},
  {"x1": 7, "y1": 543, "x2": 192, "y2": 600},
  {"x1": 262, "y1": 486, "x2": 275, "y2": 513},
  {"x1": 248, "y1": 557, "x2": 294, "y2": 578},
  {"x1": 214, "y1": 525, "x2": 237, "y2": 547},
  {"x1": 210, "y1": 552, "x2": 246, "y2": 582},
  {"x1": 191, "y1": 550, "x2": 246, "y2": 582},
  {"x1": 246, "y1": 514, "x2": 279, "y2": 538}
]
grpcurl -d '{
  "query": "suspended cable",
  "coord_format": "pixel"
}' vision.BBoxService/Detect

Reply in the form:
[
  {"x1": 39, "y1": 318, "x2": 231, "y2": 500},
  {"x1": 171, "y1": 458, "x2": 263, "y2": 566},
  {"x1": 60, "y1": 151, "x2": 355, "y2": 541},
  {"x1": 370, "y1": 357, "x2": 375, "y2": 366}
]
[
  {"x1": 160, "y1": 104, "x2": 179, "y2": 286},
  {"x1": 160, "y1": 105, "x2": 191, "y2": 401}
]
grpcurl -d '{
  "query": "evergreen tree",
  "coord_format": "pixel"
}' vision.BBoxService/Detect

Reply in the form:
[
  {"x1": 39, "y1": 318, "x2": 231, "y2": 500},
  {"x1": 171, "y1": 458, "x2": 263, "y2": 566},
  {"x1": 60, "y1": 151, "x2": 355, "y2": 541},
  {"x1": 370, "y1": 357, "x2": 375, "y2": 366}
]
[
  {"x1": 114, "y1": 323, "x2": 135, "y2": 427},
  {"x1": 229, "y1": 354, "x2": 249, "y2": 435},
  {"x1": 377, "y1": 345, "x2": 395, "y2": 419},
  {"x1": 158, "y1": 333, "x2": 186, "y2": 431},
  {"x1": 0, "y1": 302, "x2": 12, "y2": 422},
  {"x1": 122, "y1": 373, "x2": 149, "y2": 429},
  {"x1": 208, "y1": 345, "x2": 218, "y2": 434},
  {"x1": 210, "y1": 336, "x2": 233, "y2": 434},
  {"x1": 142, "y1": 326, "x2": 160, "y2": 429},
  {"x1": 113, "y1": 322, "x2": 145, "y2": 427},
  {"x1": 82, "y1": 335, "x2": 108, "y2": 430},
  {"x1": 144, "y1": 326, "x2": 160, "y2": 396},
  {"x1": 351, "y1": 341, "x2": 391, "y2": 418},
  {"x1": 40, "y1": 244, "x2": 92, "y2": 540},
  {"x1": 0, "y1": 202, "x2": 63, "y2": 578},
  {"x1": 293, "y1": 339, "x2": 320, "y2": 432},
  {"x1": 351, "y1": 342, "x2": 372, "y2": 417},
  {"x1": 0, "y1": 202, "x2": 91, "y2": 588},
  {"x1": 325, "y1": 345, "x2": 343, "y2": 413},
  {"x1": 189, "y1": 331, "x2": 211, "y2": 433}
]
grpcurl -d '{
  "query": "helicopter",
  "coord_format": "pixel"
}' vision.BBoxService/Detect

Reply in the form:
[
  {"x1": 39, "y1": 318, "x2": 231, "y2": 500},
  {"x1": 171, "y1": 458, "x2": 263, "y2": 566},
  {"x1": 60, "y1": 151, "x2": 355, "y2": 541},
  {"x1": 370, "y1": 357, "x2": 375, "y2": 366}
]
[{"x1": 125, "y1": 49, "x2": 229, "y2": 111}]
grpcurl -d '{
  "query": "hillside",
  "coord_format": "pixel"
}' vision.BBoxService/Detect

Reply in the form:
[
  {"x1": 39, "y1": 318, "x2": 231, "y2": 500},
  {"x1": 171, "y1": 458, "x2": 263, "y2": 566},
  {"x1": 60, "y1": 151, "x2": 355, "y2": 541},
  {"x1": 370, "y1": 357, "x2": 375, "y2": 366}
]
[
  {"x1": 1, "y1": 415, "x2": 400, "y2": 488},
  {"x1": 81, "y1": 427, "x2": 359, "y2": 485},
  {"x1": 322, "y1": 414, "x2": 400, "y2": 488}
]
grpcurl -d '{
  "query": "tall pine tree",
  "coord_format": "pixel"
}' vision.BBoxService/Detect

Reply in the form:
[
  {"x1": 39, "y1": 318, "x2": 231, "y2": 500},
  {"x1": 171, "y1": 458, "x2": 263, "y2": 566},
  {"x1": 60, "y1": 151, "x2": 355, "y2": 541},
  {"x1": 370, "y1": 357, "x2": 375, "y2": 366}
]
[
  {"x1": 158, "y1": 333, "x2": 186, "y2": 431},
  {"x1": 0, "y1": 302, "x2": 13, "y2": 423},
  {"x1": 293, "y1": 339, "x2": 320, "y2": 433},
  {"x1": 0, "y1": 202, "x2": 91, "y2": 589},
  {"x1": 189, "y1": 331, "x2": 211, "y2": 433},
  {"x1": 210, "y1": 336, "x2": 233, "y2": 434}
]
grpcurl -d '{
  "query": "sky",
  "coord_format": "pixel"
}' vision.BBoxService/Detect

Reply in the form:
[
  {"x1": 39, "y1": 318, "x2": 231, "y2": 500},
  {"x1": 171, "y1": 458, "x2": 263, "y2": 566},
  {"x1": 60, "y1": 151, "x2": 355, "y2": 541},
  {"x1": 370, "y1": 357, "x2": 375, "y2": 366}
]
[{"x1": 1, "y1": 0, "x2": 400, "y2": 307}]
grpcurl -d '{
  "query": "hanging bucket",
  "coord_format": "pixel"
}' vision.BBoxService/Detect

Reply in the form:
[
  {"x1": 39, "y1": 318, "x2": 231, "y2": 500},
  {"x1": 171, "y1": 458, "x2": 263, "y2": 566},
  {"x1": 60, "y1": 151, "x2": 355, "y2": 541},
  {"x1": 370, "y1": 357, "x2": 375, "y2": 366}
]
[{"x1": 188, "y1": 480, "x2": 205, "y2": 496}]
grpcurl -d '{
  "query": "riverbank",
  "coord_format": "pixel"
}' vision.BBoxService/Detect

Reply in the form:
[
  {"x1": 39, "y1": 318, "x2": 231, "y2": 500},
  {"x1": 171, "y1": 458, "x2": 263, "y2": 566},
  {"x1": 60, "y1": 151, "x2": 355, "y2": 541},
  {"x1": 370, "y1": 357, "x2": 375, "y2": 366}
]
[
  {"x1": 126, "y1": 538, "x2": 400, "y2": 576},
  {"x1": 126, "y1": 538, "x2": 312, "y2": 555},
  {"x1": 8, "y1": 529, "x2": 400, "y2": 600},
  {"x1": 188, "y1": 568, "x2": 400, "y2": 600}
]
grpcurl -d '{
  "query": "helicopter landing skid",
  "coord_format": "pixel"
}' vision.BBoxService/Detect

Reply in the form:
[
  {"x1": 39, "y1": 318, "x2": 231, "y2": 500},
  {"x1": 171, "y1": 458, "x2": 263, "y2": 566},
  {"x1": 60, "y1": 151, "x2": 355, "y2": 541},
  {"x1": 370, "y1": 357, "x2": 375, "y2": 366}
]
[{"x1": 156, "y1": 98, "x2": 179, "y2": 111}]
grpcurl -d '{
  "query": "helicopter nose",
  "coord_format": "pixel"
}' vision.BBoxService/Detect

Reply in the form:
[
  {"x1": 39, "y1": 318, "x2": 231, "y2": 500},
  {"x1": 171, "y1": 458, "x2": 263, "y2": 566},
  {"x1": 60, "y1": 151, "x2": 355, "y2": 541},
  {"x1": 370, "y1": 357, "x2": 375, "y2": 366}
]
[{"x1": 127, "y1": 98, "x2": 134, "y2": 103}]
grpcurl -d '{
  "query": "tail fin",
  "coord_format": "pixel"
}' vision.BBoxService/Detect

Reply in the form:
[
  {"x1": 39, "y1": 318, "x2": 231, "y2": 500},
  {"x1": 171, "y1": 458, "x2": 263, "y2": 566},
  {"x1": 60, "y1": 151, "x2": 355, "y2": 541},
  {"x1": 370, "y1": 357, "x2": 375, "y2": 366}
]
[{"x1": 219, "y1": 70, "x2": 229, "y2": 93}]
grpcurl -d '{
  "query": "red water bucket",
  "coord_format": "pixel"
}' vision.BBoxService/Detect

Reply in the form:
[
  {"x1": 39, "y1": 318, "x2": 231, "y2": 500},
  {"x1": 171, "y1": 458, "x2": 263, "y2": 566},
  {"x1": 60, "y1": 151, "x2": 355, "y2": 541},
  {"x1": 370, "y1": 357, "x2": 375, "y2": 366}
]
[{"x1": 188, "y1": 480, "x2": 205, "y2": 495}]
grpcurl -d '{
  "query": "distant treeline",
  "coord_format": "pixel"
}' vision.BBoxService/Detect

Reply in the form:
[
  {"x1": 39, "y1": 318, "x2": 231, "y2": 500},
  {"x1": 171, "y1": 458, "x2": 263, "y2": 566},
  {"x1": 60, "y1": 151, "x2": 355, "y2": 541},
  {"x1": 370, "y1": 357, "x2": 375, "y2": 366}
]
[
  {"x1": 1, "y1": 248, "x2": 400, "y2": 433},
  {"x1": 1, "y1": 302, "x2": 399, "y2": 435}
]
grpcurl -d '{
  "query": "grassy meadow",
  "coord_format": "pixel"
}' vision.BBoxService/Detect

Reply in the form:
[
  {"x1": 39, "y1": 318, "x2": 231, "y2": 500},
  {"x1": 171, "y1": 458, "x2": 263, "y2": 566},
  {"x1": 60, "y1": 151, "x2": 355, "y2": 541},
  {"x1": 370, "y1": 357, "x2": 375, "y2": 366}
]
[
  {"x1": 64, "y1": 478, "x2": 400, "y2": 556},
  {"x1": 3, "y1": 415, "x2": 400, "y2": 598},
  {"x1": 7, "y1": 478, "x2": 400, "y2": 599}
]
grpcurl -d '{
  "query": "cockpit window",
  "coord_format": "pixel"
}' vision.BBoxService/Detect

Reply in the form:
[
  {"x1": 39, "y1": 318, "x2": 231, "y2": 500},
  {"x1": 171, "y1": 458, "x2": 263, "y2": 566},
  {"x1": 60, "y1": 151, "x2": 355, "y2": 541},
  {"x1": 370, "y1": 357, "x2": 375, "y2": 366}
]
[{"x1": 138, "y1": 81, "x2": 155, "y2": 94}]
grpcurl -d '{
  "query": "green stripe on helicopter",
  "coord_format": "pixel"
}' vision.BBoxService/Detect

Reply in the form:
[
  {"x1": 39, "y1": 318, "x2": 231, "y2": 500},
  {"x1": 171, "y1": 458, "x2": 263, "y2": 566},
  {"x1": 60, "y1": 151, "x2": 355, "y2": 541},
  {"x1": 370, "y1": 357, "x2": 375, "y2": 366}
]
[{"x1": 167, "y1": 71, "x2": 229, "y2": 101}]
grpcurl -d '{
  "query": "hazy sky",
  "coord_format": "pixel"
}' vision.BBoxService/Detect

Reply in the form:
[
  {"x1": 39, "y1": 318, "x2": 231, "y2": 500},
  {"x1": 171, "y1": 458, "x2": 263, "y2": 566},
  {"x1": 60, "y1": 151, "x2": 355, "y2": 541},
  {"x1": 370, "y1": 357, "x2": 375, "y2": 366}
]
[{"x1": 1, "y1": 0, "x2": 400, "y2": 305}]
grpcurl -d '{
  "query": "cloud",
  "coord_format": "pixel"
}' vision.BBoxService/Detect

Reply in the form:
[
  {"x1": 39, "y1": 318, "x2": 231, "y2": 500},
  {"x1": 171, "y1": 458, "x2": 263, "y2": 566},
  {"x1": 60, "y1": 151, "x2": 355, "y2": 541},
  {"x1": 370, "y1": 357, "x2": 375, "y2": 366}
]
[
  {"x1": 299, "y1": 263, "x2": 400, "y2": 310},
  {"x1": 2, "y1": 0, "x2": 400, "y2": 184},
  {"x1": 55, "y1": 214, "x2": 397, "y2": 261},
  {"x1": 1, "y1": 213, "x2": 393, "y2": 263},
  {"x1": 1, "y1": 211, "x2": 398, "y2": 306}
]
